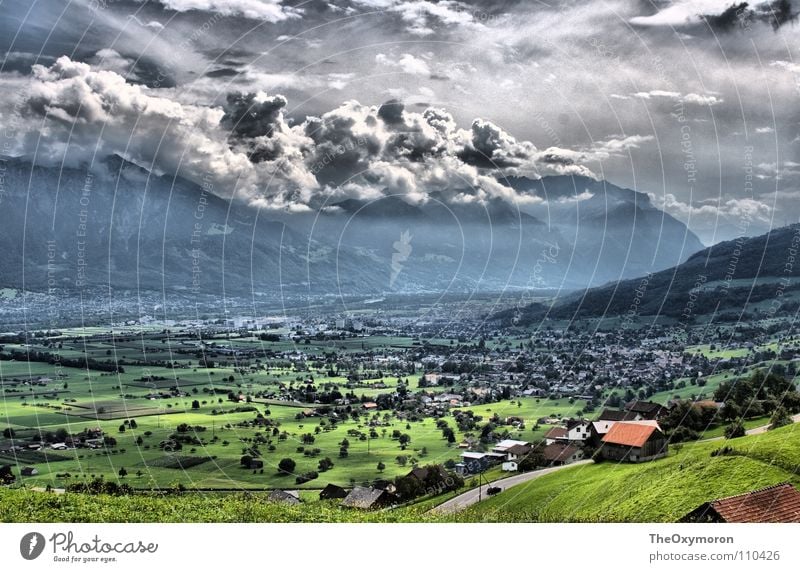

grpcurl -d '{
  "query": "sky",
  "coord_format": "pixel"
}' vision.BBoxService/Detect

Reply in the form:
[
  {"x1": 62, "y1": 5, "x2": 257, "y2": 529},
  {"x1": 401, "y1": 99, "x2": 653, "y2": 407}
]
[{"x1": 1, "y1": 0, "x2": 799, "y2": 244}]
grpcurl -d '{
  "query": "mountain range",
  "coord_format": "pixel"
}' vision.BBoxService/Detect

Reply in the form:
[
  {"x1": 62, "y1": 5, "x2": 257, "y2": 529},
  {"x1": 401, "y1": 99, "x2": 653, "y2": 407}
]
[
  {"x1": 0, "y1": 156, "x2": 705, "y2": 299},
  {"x1": 502, "y1": 224, "x2": 800, "y2": 324}
]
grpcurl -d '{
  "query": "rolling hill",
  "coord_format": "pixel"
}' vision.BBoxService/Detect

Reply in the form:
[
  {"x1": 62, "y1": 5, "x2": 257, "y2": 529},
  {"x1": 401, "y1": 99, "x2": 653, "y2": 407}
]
[{"x1": 459, "y1": 422, "x2": 800, "y2": 522}]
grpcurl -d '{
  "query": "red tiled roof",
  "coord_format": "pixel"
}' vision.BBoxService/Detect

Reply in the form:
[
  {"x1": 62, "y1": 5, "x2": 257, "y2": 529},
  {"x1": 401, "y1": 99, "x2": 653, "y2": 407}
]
[
  {"x1": 601, "y1": 421, "x2": 660, "y2": 448},
  {"x1": 708, "y1": 483, "x2": 800, "y2": 523}
]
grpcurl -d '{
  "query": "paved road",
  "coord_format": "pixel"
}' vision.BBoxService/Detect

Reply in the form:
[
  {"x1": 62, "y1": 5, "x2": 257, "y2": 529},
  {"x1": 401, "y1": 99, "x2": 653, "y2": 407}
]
[
  {"x1": 703, "y1": 413, "x2": 800, "y2": 442},
  {"x1": 744, "y1": 413, "x2": 800, "y2": 436},
  {"x1": 432, "y1": 459, "x2": 593, "y2": 514}
]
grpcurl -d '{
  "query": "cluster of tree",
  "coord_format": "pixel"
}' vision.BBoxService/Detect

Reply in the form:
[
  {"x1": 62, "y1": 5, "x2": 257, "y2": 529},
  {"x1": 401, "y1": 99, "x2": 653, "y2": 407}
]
[
  {"x1": 65, "y1": 477, "x2": 133, "y2": 495},
  {"x1": 0, "y1": 349, "x2": 124, "y2": 372},
  {"x1": 392, "y1": 464, "x2": 464, "y2": 501},
  {"x1": 663, "y1": 369, "x2": 800, "y2": 442}
]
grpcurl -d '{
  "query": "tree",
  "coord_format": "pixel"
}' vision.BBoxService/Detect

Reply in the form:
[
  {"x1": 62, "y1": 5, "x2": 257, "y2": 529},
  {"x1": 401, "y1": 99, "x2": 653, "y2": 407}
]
[
  {"x1": 191, "y1": 400, "x2": 200, "y2": 410},
  {"x1": 0, "y1": 465, "x2": 15, "y2": 484},
  {"x1": 278, "y1": 458, "x2": 296, "y2": 475},
  {"x1": 318, "y1": 457, "x2": 334, "y2": 472},
  {"x1": 118, "y1": 424, "x2": 126, "y2": 433},
  {"x1": 2, "y1": 427, "x2": 15, "y2": 439},
  {"x1": 398, "y1": 433, "x2": 411, "y2": 448},
  {"x1": 118, "y1": 467, "x2": 127, "y2": 478},
  {"x1": 442, "y1": 427, "x2": 456, "y2": 443},
  {"x1": 339, "y1": 447, "x2": 349, "y2": 458},
  {"x1": 769, "y1": 406, "x2": 792, "y2": 430},
  {"x1": 724, "y1": 421, "x2": 745, "y2": 439},
  {"x1": 240, "y1": 455, "x2": 253, "y2": 467},
  {"x1": 377, "y1": 461, "x2": 386, "y2": 473}
]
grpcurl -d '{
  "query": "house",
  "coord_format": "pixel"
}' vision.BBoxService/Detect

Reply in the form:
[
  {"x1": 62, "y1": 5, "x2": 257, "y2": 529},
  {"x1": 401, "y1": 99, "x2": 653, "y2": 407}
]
[
  {"x1": 543, "y1": 426, "x2": 569, "y2": 445},
  {"x1": 542, "y1": 443, "x2": 584, "y2": 466},
  {"x1": 681, "y1": 483, "x2": 800, "y2": 523},
  {"x1": 589, "y1": 420, "x2": 616, "y2": 446},
  {"x1": 492, "y1": 439, "x2": 529, "y2": 454},
  {"x1": 504, "y1": 443, "x2": 532, "y2": 462},
  {"x1": 457, "y1": 451, "x2": 505, "y2": 474},
  {"x1": 501, "y1": 461, "x2": 519, "y2": 472},
  {"x1": 565, "y1": 419, "x2": 591, "y2": 442},
  {"x1": 20, "y1": 467, "x2": 38, "y2": 477},
  {"x1": 319, "y1": 483, "x2": 348, "y2": 500},
  {"x1": 362, "y1": 402, "x2": 378, "y2": 410},
  {"x1": 405, "y1": 465, "x2": 450, "y2": 485},
  {"x1": 600, "y1": 422, "x2": 668, "y2": 462},
  {"x1": 268, "y1": 489, "x2": 300, "y2": 504},
  {"x1": 624, "y1": 400, "x2": 669, "y2": 421},
  {"x1": 598, "y1": 408, "x2": 640, "y2": 422},
  {"x1": 340, "y1": 486, "x2": 395, "y2": 510}
]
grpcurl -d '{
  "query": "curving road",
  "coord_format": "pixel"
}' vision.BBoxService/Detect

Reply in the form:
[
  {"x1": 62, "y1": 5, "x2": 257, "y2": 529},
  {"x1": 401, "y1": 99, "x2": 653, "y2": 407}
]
[{"x1": 432, "y1": 459, "x2": 593, "y2": 514}]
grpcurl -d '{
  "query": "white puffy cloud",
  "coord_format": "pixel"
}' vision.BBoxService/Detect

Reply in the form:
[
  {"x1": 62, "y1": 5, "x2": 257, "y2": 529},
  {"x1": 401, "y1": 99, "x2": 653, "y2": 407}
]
[
  {"x1": 355, "y1": 0, "x2": 484, "y2": 35},
  {"x1": 375, "y1": 53, "x2": 431, "y2": 76},
  {"x1": 632, "y1": 90, "x2": 722, "y2": 105},
  {"x1": 17, "y1": 56, "x2": 315, "y2": 207},
  {"x1": 650, "y1": 192, "x2": 773, "y2": 223},
  {"x1": 9, "y1": 57, "x2": 615, "y2": 211},
  {"x1": 146, "y1": 0, "x2": 301, "y2": 22}
]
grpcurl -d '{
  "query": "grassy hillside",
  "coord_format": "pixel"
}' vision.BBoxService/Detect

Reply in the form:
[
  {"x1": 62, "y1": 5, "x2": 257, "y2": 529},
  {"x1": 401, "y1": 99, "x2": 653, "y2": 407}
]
[
  {"x1": 460, "y1": 422, "x2": 800, "y2": 522},
  {"x1": 0, "y1": 488, "x2": 440, "y2": 523}
]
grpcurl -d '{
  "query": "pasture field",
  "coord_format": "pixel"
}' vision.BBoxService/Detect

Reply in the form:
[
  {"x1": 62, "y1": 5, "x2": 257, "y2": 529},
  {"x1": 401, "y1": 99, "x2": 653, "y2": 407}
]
[{"x1": 1, "y1": 329, "x2": 583, "y2": 491}]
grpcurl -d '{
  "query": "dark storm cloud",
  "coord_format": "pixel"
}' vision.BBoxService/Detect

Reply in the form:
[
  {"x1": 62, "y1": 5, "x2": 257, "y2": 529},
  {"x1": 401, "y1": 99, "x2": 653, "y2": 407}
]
[
  {"x1": 205, "y1": 67, "x2": 241, "y2": 78},
  {"x1": 1, "y1": 0, "x2": 798, "y2": 240},
  {"x1": 377, "y1": 99, "x2": 405, "y2": 125},
  {"x1": 223, "y1": 92, "x2": 288, "y2": 138}
]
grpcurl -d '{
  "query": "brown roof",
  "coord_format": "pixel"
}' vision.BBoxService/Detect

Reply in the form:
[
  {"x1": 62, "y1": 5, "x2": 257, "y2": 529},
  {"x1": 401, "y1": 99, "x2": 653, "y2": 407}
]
[
  {"x1": 505, "y1": 444, "x2": 532, "y2": 456},
  {"x1": 341, "y1": 486, "x2": 393, "y2": 509},
  {"x1": 598, "y1": 409, "x2": 638, "y2": 422},
  {"x1": 544, "y1": 427, "x2": 568, "y2": 440},
  {"x1": 601, "y1": 422, "x2": 661, "y2": 448},
  {"x1": 701, "y1": 483, "x2": 800, "y2": 523},
  {"x1": 625, "y1": 400, "x2": 665, "y2": 414},
  {"x1": 543, "y1": 442, "x2": 581, "y2": 463}
]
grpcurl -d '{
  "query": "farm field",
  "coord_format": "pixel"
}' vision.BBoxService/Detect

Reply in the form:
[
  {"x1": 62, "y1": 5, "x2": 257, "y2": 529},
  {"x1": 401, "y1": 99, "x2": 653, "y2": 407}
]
[{"x1": 1, "y1": 329, "x2": 584, "y2": 491}]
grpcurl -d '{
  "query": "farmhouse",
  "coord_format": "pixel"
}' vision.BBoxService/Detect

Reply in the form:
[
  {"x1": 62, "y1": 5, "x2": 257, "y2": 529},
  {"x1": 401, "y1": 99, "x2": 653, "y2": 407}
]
[
  {"x1": 457, "y1": 451, "x2": 504, "y2": 475},
  {"x1": 565, "y1": 419, "x2": 591, "y2": 442},
  {"x1": 542, "y1": 443, "x2": 584, "y2": 466},
  {"x1": 20, "y1": 467, "x2": 39, "y2": 477},
  {"x1": 681, "y1": 483, "x2": 800, "y2": 523},
  {"x1": 624, "y1": 400, "x2": 669, "y2": 421},
  {"x1": 319, "y1": 483, "x2": 348, "y2": 500},
  {"x1": 598, "y1": 408, "x2": 639, "y2": 422},
  {"x1": 267, "y1": 489, "x2": 300, "y2": 504},
  {"x1": 492, "y1": 439, "x2": 530, "y2": 454},
  {"x1": 543, "y1": 426, "x2": 568, "y2": 445},
  {"x1": 340, "y1": 486, "x2": 395, "y2": 510},
  {"x1": 600, "y1": 422, "x2": 668, "y2": 462}
]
